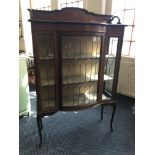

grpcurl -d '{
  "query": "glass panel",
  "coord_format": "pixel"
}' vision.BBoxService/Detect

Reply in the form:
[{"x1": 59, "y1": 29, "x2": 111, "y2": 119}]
[
  {"x1": 103, "y1": 37, "x2": 118, "y2": 98},
  {"x1": 123, "y1": 26, "x2": 133, "y2": 41},
  {"x1": 37, "y1": 34, "x2": 54, "y2": 59},
  {"x1": 131, "y1": 27, "x2": 135, "y2": 41},
  {"x1": 122, "y1": 41, "x2": 130, "y2": 55},
  {"x1": 61, "y1": 35, "x2": 101, "y2": 107},
  {"x1": 123, "y1": 9, "x2": 135, "y2": 25},
  {"x1": 62, "y1": 36, "x2": 101, "y2": 59},
  {"x1": 62, "y1": 83, "x2": 97, "y2": 107},
  {"x1": 36, "y1": 34, "x2": 56, "y2": 109},
  {"x1": 129, "y1": 41, "x2": 135, "y2": 57},
  {"x1": 62, "y1": 59, "x2": 99, "y2": 84},
  {"x1": 41, "y1": 86, "x2": 55, "y2": 108},
  {"x1": 40, "y1": 61, "x2": 55, "y2": 86},
  {"x1": 112, "y1": 0, "x2": 126, "y2": 11}
]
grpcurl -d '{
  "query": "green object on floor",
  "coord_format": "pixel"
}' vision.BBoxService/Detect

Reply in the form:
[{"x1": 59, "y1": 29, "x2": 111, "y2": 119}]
[{"x1": 19, "y1": 57, "x2": 30, "y2": 116}]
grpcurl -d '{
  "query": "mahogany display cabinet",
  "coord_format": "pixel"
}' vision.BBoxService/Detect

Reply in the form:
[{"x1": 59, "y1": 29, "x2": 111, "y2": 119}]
[{"x1": 28, "y1": 7, "x2": 126, "y2": 147}]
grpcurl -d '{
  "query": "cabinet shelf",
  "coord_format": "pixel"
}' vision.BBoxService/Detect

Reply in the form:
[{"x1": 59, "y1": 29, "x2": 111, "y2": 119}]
[
  {"x1": 62, "y1": 57, "x2": 100, "y2": 63},
  {"x1": 63, "y1": 80, "x2": 97, "y2": 87},
  {"x1": 39, "y1": 56, "x2": 54, "y2": 60},
  {"x1": 62, "y1": 54, "x2": 100, "y2": 60},
  {"x1": 63, "y1": 74, "x2": 113, "y2": 85},
  {"x1": 40, "y1": 74, "x2": 113, "y2": 87},
  {"x1": 63, "y1": 75, "x2": 98, "y2": 84},
  {"x1": 106, "y1": 55, "x2": 116, "y2": 58},
  {"x1": 62, "y1": 54, "x2": 115, "y2": 61}
]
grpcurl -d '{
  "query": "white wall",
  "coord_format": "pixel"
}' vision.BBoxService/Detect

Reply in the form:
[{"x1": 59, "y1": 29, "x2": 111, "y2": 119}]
[
  {"x1": 84, "y1": 0, "x2": 112, "y2": 14},
  {"x1": 117, "y1": 56, "x2": 135, "y2": 97},
  {"x1": 20, "y1": 0, "x2": 33, "y2": 54},
  {"x1": 51, "y1": 0, "x2": 58, "y2": 10},
  {"x1": 84, "y1": 0, "x2": 106, "y2": 14},
  {"x1": 19, "y1": 1, "x2": 25, "y2": 51}
]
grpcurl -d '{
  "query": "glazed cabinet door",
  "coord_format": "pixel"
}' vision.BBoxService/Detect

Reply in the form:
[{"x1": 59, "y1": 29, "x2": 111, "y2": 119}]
[
  {"x1": 60, "y1": 33, "x2": 103, "y2": 109},
  {"x1": 34, "y1": 32, "x2": 57, "y2": 114}
]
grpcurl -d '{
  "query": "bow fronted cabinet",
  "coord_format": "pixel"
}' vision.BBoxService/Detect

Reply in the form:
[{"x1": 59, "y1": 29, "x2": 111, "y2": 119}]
[{"x1": 28, "y1": 7, "x2": 126, "y2": 147}]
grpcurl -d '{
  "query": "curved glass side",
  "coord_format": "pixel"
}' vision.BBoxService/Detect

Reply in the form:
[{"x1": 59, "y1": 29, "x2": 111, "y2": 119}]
[{"x1": 103, "y1": 37, "x2": 118, "y2": 99}]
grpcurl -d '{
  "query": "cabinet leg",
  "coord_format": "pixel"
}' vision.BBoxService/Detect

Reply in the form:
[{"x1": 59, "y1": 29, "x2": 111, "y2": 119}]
[
  {"x1": 101, "y1": 105, "x2": 104, "y2": 120},
  {"x1": 37, "y1": 116, "x2": 43, "y2": 148},
  {"x1": 110, "y1": 103, "x2": 116, "y2": 132}
]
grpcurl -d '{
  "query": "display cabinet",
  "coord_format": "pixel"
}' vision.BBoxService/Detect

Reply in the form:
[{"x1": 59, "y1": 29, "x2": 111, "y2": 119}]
[{"x1": 29, "y1": 7, "x2": 126, "y2": 147}]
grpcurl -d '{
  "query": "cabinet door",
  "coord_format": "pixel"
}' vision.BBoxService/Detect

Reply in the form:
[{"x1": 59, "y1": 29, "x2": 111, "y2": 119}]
[
  {"x1": 34, "y1": 32, "x2": 57, "y2": 113},
  {"x1": 60, "y1": 34, "x2": 102, "y2": 109}
]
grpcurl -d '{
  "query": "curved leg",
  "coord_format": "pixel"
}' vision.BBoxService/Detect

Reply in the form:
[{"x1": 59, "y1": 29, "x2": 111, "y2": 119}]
[
  {"x1": 40, "y1": 118, "x2": 43, "y2": 130},
  {"x1": 110, "y1": 103, "x2": 116, "y2": 132},
  {"x1": 101, "y1": 105, "x2": 104, "y2": 120},
  {"x1": 37, "y1": 116, "x2": 43, "y2": 148}
]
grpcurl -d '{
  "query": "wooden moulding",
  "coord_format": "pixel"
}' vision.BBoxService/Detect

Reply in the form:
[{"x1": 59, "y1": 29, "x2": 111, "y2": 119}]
[{"x1": 28, "y1": 7, "x2": 113, "y2": 24}]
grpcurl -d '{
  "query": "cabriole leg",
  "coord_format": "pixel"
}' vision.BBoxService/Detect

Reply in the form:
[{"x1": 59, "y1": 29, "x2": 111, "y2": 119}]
[
  {"x1": 101, "y1": 105, "x2": 104, "y2": 120},
  {"x1": 110, "y1": 103, "x2": 116, "y2": 132},
  {"x1": 37, "y1": 116, "x2": 43, "y2": 148}
]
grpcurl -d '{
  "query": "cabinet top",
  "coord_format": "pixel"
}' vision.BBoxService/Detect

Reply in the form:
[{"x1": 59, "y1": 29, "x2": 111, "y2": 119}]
[{"x1": 28, "y1": 7, "x2": 126, "y2": 26}]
